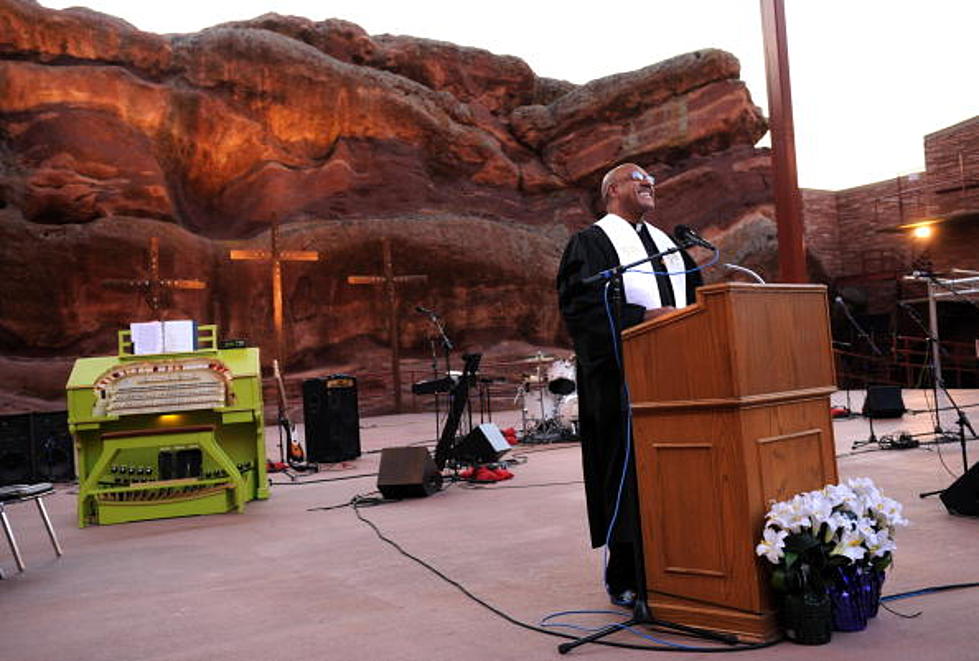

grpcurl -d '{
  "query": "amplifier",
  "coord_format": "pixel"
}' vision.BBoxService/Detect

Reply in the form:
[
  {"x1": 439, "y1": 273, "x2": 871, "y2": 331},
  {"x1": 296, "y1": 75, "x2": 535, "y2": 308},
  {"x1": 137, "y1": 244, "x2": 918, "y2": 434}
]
[{"x1": 303, "y1": 374, "x2": 361, "y2": 463}]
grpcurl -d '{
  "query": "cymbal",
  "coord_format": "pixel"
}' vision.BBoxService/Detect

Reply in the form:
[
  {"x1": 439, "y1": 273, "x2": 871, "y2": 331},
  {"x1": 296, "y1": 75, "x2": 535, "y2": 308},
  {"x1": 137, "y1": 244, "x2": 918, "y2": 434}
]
[{"x1": 510, "y1": 354, "x2": 558, "y2": 364}]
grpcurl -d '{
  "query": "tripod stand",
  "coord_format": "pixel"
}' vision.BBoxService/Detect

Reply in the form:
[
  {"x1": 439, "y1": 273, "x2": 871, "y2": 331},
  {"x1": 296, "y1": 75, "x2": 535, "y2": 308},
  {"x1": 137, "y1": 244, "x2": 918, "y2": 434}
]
[{"x1": 558, "y1": 247, "x2": 734, "y2": 654}]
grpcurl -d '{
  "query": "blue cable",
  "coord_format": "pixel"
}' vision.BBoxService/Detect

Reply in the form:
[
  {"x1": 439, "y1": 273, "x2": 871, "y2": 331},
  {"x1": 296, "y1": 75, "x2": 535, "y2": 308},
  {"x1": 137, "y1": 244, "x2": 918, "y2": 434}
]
[
  {"x1": 600, "y1": 281, "x2": 631, "y2": 584},
  {"x1": 629, "y1": 247, "x2": 721, "y2": 277},
  {"x1": 540, "y1": 610, "x2": 698, "y2": 649}
]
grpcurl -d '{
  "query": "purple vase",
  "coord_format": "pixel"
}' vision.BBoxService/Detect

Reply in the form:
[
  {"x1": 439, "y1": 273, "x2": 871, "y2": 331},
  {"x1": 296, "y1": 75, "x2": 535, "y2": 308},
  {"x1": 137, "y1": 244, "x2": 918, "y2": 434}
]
[
  {"x1": 828, "y1": 566, "x2": 868, "y2": 631},
  {"x1": 865, "y1": 569, "x2": 885, "y2": 618}
]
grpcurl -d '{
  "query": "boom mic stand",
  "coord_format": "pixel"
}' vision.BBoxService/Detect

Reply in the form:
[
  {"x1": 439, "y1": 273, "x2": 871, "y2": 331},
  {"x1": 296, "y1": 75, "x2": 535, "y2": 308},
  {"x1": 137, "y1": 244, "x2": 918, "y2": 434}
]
[
  {"x1": 898, "y1": 302, "x2": 978, "y2": 498},
  {"x1": 559, "y1": 244, "x2": 734, "y2": 654},
  {"x1": 419, "y1": 306, "x2": 454, "y2": 442},
  {"x1": 834, "y1": 297, "x2": 884, "y2": 449}
]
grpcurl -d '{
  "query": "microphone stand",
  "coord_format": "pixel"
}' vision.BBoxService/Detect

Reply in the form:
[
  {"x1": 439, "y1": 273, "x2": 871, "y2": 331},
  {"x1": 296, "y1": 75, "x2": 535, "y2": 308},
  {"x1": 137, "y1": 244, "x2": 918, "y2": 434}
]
[
  {"x1": 834, "y1": 297, "x2": 884, "y2": 450},
  {"x1": 559, "y1": 246, "x2": 735, "y2": 654},
  {"x1": 427, "y1": 335, "x2": 442, "y2": 442},
  {"x1": 422, "y1": 308, "x2": 454, "y2": 442},
  {"x1": 831, "y1": 341, "x2": 855, "y2": 417},
  {"x1": 899, "y1": 303, "x2": 977, "y2": 498}
]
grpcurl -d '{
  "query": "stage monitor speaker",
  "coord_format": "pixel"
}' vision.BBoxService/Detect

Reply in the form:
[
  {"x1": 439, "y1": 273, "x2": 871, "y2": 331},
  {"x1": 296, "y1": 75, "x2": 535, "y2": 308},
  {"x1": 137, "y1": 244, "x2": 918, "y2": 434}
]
[
  {"x1": 377, "y1": 447, "x2": 443, "y2": 499},
  {"x1": 940, "y1": 462, "x2": 979, "y2": 516},
  {"x1": 31, "y1": 411, "x2": 75, "y2": 482},
  {"x1": 0, "y1": 413, "x2": 34, "y2": 486},
  {"x1": 453, "y1": 423, "x2": 511, "y2": 465},
  {"x1": 862, "y1": 385, "x2": 906, "y2": 419},
  {"x1": 302, "y1": 374, "x2": 361, "y2": 464}
]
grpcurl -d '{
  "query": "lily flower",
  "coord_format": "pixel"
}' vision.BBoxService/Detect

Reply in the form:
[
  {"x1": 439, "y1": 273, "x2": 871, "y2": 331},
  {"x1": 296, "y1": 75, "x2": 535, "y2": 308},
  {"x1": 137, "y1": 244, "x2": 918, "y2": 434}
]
[{"x1": 756, "y1": 527, "x2": 789, "y2": 564}]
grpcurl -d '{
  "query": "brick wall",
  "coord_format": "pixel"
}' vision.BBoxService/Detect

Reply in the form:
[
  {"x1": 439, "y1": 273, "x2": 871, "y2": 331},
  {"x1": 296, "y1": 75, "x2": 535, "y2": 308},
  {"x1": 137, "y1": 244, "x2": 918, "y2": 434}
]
[
  {"x1": 924, "y1": 116, "x2": 979, "y2": 217},
  {"x1": 801, "y1": 189, "x2": 840, "y2": 277},
  {"x1": 801, "y1": 116, "x2": 979, "y2": 283},
  {"x1": 832, "y1": 177, "x2": 919, "y2": 278}
]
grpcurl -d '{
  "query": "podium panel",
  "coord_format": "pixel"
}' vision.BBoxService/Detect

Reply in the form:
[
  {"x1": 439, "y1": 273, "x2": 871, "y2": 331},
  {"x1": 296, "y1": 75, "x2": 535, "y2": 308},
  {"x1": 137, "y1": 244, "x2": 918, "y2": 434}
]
[{"x1": 623, "y1": 283, "x2": 839, "y2": 642}]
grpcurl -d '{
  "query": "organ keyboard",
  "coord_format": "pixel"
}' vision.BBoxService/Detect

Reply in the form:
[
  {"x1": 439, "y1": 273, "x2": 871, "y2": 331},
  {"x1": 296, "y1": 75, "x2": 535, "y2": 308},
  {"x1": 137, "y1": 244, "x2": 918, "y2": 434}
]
[{"x1": 67, "y1": 325, "x2": 268, "y2": 527}]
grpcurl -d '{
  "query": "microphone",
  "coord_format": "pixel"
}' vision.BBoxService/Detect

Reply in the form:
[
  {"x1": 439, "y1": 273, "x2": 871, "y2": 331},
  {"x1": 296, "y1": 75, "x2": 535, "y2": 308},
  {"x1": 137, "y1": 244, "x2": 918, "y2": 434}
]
[
  {"x1": 674, "y1": 225, "x2": 716, "y2": 251},
  {"x1": 415, "y1": 305, "x2": 438, "y2": 318}
]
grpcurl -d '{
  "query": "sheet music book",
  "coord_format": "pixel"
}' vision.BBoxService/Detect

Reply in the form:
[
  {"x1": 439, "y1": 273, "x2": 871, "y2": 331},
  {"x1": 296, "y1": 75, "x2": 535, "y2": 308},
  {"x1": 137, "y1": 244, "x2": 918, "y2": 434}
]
[
  {"x1": 131, "y1": 321, "x2": 164, "y2": 355},
  {"x1": 130, "y1": 320, "x2": 197, "y2": 355},
  {"x1": 163, "y1": 320, "x2": 197, "y2": 353}
]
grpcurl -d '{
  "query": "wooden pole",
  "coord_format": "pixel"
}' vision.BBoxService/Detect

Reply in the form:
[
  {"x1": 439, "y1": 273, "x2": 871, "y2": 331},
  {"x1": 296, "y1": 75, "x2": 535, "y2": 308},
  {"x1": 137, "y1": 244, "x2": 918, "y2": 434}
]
[
  {"x1": 229, "y1": 218, "x2": 319, "y2": 367},
  {"x1": 102, "y1": 236, "x2": 207, "y2": 317},
  {"x1": 761, "y1": 0, "x2": 808, "y2": 283},
  {"x1": 347, "y1": 240, "x2": 427, "y2": 413},
  {"x1": 381, "y1": 239, "x2": 403, "y2": 413}
]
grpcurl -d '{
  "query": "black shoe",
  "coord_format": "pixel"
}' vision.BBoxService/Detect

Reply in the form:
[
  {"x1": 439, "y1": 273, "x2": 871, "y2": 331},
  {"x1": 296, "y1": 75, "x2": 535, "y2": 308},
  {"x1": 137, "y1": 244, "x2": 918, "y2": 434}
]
[{"x1": 608, "y1": 588, "x2": 637, "y2": 608}]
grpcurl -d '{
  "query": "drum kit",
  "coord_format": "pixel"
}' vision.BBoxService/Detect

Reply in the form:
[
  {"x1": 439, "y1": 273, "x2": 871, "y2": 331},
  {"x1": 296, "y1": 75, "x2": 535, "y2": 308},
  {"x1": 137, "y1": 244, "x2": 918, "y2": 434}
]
[{"x1": 512, "y1": 352, "x2": 579, "y2": 443}]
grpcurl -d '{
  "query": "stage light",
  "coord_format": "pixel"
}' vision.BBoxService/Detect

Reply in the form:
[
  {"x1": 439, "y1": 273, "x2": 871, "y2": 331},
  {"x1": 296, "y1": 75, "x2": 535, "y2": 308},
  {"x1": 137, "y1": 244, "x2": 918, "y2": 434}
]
[{"x1": 912, "y1": 225, "x2": 933, "y2": 239}]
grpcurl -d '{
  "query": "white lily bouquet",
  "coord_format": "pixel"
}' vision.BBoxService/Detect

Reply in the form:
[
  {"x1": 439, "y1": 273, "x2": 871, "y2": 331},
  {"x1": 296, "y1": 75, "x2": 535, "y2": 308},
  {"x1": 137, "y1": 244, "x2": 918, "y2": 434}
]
[{"x1": 756, "y1": 477, "x2": 909, "y2": 596}]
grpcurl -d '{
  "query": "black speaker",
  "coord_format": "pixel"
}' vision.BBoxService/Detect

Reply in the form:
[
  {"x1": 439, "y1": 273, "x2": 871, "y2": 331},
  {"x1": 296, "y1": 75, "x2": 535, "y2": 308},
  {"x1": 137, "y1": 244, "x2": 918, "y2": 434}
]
[
  {"x1": 0, "y1": 413, "x2": 34, "y2": 486},
  {"x1": 940, "y1": 462, "x2": 979, "y2": 516},
  {"x1": 453, "y1": 423, "x2": 511, "y2": 464},
  {"x1": 862, "y1": 385, "x2": 906, "y2": 419},
  {"x1": 377, "y1": 446, "x2": 443, "y2": 499},
  {"x1": 31, "y1": 411, "x2": 75, "y2": 482},
  {"x1": 302, "y1": 374, "x2": 361, "y2": 463}
]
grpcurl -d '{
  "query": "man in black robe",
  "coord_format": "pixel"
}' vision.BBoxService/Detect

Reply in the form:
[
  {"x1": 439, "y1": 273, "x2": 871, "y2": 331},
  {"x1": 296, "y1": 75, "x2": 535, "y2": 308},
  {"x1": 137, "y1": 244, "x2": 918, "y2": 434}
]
[{"x1": 556, "y1": 163, "x2": 703, "y2": 607}]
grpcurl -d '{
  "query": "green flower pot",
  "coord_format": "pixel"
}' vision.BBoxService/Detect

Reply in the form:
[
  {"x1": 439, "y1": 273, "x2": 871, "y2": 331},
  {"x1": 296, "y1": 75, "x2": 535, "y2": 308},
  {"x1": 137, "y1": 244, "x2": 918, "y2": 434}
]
[{"x1": 779, "y1": 591, "x2": 833, "y2": 645}]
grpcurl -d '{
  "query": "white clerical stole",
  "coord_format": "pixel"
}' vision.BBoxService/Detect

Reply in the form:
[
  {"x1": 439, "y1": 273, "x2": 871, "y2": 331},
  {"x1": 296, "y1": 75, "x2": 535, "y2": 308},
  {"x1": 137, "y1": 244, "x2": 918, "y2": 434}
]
[{"x1": 594, "y1": 214, "x2": 688, "y2": 310}]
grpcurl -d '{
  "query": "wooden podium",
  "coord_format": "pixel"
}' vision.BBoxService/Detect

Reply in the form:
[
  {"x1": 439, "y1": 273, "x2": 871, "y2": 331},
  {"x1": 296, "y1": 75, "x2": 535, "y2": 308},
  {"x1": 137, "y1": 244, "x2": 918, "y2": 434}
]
[{"x1": 621, "y1": 283, "x2": 839, "y2": 642}]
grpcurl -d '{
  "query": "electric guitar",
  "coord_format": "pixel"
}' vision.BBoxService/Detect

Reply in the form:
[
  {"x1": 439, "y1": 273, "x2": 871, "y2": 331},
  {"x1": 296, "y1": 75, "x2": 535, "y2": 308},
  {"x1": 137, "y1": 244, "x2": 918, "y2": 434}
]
[{"x1": 273, "y1": 359, "x2": 305, "y2": 465}]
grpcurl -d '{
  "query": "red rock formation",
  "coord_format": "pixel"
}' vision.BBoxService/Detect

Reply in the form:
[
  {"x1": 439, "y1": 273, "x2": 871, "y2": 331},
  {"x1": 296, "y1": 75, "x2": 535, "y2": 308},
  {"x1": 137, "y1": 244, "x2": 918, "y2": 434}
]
[{"x1": 0, "y1": 0, "x2": 779, "y2": 410}]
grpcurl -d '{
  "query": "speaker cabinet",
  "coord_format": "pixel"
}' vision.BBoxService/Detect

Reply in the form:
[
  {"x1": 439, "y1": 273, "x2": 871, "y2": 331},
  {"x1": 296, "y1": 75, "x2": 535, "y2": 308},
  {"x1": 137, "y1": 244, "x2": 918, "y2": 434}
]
[
  {"x1": 453, "y1": 423, "x2": 511, "y2": 465},
  {"x1": 302, "y1": 375, "x2": 361, "y2": 463},
  {"x1": 31, "y1": 411, "x2": 75, "y2": 482},
  {"x1": 377, "y1": 447, "x2": 443, "y2": 499},
  {"x1": 0, "y1": 413, "x2": 34, "y2": 486},
  {"x1": 940, "y1": 462, "x2": 979, "y2": 516},
  {"x1": 862, "y1": 385, "x2": 906, "y2": 419}
]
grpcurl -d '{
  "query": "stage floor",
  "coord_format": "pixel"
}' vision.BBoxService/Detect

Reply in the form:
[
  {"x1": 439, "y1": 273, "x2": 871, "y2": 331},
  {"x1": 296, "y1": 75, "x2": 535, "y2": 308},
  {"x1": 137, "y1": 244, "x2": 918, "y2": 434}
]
[{"x1": 1, "y1": 389, "x2": 977, "y2": 660}]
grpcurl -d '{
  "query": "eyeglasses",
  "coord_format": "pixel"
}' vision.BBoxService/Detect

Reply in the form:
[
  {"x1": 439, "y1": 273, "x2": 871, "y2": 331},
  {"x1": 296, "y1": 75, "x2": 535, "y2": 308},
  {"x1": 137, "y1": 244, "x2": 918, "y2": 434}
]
[{"x1": 627, "y1": 171, "x2": 655, "y2": 186}]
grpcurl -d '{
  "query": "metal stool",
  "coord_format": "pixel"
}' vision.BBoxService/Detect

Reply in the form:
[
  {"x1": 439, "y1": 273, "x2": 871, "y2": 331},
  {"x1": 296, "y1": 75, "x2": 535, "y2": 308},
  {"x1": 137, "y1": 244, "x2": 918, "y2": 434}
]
[{"x1": 0, "y1": 483, "x2": 63, "y2": 578}]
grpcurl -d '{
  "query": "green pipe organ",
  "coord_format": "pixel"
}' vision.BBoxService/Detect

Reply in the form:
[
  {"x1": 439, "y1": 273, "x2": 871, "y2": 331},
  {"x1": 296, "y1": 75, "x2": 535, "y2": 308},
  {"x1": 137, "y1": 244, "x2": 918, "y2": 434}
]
[{"x1": 67, "y1": 326, "x2": 268, "y2": 527}]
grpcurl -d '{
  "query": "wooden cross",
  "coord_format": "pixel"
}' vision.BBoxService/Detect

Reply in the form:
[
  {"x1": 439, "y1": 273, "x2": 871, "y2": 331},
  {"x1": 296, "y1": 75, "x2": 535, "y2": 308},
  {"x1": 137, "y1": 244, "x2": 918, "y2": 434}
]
[
  {"x1": 229, "y1": 218, "x2": 319, "y2": 366},
  {"x1": 347, "y1": 238, "x2": 428, "y2": 413},
  {"x1": 102, "y1": 236, "x2": 207, "y2": 317}
]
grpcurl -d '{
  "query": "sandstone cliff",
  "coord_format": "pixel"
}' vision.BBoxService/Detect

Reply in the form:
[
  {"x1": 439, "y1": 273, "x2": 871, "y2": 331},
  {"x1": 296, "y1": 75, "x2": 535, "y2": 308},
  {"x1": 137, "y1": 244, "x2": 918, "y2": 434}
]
[{"x1": 0, "y1": 0, "x2": 776, "y2": 409}]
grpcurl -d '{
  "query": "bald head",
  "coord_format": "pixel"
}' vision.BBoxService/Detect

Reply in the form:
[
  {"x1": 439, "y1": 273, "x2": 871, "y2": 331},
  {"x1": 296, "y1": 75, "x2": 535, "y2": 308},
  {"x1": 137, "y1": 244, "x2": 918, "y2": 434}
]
[
  {"x1": 600, "y1": 162, "x2": 656, "y2": 223},
  {"x1": 600, "y1": 163, "x2": 640, "y2": 204}
]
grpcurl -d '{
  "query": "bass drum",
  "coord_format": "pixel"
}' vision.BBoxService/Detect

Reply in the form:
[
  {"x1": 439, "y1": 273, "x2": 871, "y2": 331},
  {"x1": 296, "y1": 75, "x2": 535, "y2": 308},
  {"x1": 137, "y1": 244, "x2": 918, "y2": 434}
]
[
  {"x1": 556, "y1": 393, "x2": 579, "y2": 430},
  {"x1": 546, "y1": 358, "x2": 576, "y2": 396},
  {"x1": 522, "y1": 386, "x2": 559, "y2": 425}
]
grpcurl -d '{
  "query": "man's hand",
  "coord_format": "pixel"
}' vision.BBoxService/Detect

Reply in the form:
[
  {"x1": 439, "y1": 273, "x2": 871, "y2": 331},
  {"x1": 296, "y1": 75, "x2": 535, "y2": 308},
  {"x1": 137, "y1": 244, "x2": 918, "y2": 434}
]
[{"x1": 643, "y1": 306, "x2": 676, "y2": 322}]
